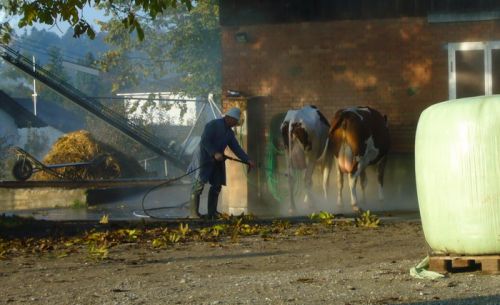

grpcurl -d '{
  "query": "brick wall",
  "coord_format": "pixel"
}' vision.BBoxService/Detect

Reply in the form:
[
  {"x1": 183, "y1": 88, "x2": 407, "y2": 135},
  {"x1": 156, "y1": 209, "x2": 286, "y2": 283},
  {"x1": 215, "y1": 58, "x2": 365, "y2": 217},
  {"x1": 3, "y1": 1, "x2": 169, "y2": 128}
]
[{"x1": 221, "y1": 17, "x2": 500, "y2": 153}]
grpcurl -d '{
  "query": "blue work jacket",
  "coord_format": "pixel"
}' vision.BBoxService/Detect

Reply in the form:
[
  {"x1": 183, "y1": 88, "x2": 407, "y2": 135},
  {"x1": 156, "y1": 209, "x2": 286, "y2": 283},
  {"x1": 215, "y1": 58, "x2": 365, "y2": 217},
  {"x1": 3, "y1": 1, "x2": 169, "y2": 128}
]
[{"x1": 188, "y1": 118, "x2": 249, "y2": 186}]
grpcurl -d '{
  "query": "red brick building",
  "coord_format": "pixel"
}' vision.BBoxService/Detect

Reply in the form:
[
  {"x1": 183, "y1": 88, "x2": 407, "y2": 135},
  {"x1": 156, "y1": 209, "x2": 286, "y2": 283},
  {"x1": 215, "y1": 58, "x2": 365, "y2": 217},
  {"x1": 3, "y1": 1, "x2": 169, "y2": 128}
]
[
  {"x1": 218, "y1": 0, "x2": 500, "y2": 214},
  {"x1": 220, "y1": 0, "x2": 500, "y2": 152}
]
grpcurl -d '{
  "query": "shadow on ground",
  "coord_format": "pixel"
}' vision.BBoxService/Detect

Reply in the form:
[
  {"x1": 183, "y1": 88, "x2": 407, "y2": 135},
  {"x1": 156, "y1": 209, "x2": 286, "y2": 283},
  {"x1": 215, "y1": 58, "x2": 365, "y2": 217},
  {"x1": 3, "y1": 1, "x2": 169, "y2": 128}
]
[{"x1": 398, "y1": 294, "x2": 500, "y2": 305}]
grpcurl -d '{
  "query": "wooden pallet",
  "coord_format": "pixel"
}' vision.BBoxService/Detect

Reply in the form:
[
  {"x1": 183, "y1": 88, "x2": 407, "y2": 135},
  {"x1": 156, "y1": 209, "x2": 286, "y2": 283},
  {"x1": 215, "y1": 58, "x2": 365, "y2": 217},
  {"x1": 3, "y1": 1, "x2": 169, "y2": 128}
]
[{"x1": 429, "y1": 255, "x2": 500, "y2": 275}]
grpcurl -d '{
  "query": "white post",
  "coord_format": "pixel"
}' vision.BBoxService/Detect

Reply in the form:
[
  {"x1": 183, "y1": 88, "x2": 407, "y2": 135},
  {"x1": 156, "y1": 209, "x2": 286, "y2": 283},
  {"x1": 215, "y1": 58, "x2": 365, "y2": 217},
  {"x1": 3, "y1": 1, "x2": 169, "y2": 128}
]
[
  {"x1": 32, "y1": 56, "x2": 37, "y2": 116},
  {"x1": 208, "y1": 93, "x2": 222, "y2": 116}
]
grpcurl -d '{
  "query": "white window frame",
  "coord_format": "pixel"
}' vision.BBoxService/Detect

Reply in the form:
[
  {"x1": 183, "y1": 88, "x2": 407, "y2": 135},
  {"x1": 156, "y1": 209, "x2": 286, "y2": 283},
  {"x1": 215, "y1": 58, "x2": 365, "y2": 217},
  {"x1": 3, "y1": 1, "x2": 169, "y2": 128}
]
[{"x1": 448, "y1": 41, "x2": 500, "y2": 99}]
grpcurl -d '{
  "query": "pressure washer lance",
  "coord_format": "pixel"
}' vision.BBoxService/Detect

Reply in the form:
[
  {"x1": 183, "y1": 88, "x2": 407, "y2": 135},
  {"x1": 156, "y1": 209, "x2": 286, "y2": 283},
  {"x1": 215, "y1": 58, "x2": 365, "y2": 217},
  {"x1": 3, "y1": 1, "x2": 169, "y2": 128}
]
[
  {"x1": 223, "y1": 154, "x2": 252, "y2": 171},
  {"x1": 225, "y1": 155, "x2": 290, "y2": 178}
]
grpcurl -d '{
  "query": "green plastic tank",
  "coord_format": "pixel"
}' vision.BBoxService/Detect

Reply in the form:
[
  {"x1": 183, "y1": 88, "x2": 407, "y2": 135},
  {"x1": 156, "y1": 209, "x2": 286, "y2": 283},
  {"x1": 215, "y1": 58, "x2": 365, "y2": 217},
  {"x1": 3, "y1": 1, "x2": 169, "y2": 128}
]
[{"x1": 415, "y1": 95, "x2": 500, "y2": 255}]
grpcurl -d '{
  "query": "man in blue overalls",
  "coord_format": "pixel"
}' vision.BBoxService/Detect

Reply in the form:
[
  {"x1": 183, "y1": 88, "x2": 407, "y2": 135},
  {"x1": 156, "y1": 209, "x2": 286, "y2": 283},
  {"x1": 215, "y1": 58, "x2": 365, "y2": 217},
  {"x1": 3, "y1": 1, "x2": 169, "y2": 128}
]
[{"x1": 188, "y1": 107, "x2": 256, "y2": 219}]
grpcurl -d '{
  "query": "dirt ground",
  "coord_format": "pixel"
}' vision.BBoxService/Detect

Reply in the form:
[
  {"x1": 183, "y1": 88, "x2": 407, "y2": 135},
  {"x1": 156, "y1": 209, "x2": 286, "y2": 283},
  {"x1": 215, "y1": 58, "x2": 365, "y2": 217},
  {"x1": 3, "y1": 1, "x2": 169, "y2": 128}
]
[{"x1": 0, "y1": 217, "x2": 499, "y2": 305}]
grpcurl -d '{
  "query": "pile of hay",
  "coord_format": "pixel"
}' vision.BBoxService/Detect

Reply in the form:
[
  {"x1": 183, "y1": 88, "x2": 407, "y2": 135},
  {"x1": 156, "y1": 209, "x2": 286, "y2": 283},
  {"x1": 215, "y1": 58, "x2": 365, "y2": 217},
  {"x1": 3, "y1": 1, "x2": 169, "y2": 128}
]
[{"x1": 32, "y1": 130, "x2": 146, "y2": 180}]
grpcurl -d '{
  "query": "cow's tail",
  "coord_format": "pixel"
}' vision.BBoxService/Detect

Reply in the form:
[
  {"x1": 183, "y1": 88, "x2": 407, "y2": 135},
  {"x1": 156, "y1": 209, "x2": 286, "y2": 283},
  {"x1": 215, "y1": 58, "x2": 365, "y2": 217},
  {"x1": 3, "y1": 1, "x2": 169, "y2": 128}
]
[
  {"x1": 317, "y1": 137, "x2": 329, "y2": 163},
  {"x1": 287, "y1": 121, "x2": 296, "y2": 211},
  {"x1": 320, "y1": 137, "x2": 334, "y2": 199},
  {"x1": 337, "y1": 119, "x2": 355, "y2": 174}
]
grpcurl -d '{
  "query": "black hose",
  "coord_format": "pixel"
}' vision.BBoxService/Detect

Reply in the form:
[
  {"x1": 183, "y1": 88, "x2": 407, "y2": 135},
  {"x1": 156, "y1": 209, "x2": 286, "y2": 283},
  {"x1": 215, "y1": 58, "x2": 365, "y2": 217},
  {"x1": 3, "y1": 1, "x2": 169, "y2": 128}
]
[
  {"x1": 135, "y1": 162, "x2": 210, "y2": 219},
  {"x1": 133, "y1": 155, "x2": 288, "y2": 219}
]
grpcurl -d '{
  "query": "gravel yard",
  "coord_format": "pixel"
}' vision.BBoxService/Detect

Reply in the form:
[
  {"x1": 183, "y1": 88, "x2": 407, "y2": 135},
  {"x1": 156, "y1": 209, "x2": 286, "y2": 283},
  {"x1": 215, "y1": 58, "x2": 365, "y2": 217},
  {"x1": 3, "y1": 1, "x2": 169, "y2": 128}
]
[{"x1": 0, "y1": 218, "x2": 498, "y2": 305}]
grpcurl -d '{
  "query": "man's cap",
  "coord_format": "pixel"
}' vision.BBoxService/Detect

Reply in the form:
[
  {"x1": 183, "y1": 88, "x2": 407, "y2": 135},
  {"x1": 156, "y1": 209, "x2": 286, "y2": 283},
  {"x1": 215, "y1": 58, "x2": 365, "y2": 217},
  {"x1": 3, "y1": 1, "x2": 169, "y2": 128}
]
[{"x1": 225, "y1": 107, "x2": 241, "y2": 120}]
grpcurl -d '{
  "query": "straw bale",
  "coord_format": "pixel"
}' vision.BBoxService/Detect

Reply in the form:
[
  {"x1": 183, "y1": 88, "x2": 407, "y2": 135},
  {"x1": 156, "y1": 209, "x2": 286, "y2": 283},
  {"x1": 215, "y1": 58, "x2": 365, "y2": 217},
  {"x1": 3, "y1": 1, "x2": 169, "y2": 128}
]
[{"x1": 32, "y1": 130, "x2": 146, "y2": 180}]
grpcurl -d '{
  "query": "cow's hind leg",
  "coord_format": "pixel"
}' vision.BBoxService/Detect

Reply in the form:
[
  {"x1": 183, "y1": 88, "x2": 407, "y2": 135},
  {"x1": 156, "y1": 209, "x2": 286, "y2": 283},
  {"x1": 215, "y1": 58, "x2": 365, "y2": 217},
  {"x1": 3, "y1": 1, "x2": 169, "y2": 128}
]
[
  {"x1": 287, "y1": 164, "x2": 297, "y2": 214},
  {"x1": 303, "y1": 159, "x2": 315, "y2": 210},
  {"x1": 347, "y1": 173, "x2": 361, "y2": 213},
  {"x1": 336, "y1": 163, "x2": 344, "y2": 209},
  {"x1": 359, "y1": 170, "x2": 367, "y2": 204},
  {"x1": 322, "y1": 154, "x2": 334, "y2": 200},
  {"x1": 376, "y1": 156, "x2": 387, "y2": 201}
]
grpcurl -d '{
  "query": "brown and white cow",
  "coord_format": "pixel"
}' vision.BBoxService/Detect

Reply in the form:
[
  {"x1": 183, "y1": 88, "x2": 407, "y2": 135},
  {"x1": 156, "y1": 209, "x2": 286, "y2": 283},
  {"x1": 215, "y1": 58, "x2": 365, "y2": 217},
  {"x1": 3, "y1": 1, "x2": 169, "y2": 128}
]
[
  {"x1": 325, "y1": 106, "x2": 390, "y2": 212},
  {"x1": 281, "y1": 105, "x2": 331, "y2": 212}
]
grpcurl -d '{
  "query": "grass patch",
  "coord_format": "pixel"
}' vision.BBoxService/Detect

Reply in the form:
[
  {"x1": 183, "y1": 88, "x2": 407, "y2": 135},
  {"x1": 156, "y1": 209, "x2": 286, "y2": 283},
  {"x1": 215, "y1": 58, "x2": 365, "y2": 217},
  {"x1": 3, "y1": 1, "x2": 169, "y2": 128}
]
[{"x1": 71, "y1": 199, "x2": 87, "y2": 209}]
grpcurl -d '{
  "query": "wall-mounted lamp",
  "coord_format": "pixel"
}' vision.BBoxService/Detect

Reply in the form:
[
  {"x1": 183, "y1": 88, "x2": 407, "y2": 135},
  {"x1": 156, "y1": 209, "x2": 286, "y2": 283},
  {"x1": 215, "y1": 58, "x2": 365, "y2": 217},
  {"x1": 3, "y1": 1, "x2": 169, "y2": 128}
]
[{"x1": 235, "y1": 32, "x2": 249, "y2": 43}]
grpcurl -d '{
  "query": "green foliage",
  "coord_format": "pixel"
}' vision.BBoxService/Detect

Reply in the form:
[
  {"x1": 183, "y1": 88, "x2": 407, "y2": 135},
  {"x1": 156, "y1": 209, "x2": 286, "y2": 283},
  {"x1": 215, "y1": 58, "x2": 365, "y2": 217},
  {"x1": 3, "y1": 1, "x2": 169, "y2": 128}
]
[
  {"x1": 84, "y1": 231, "x2": 111, "y2": 259},
  {"x1": 0, "y1": 0, "x2": 193, "y2": 43},
  {"x1": 0, "y1": 22, "x2": 12, "y2": 44},
  {"x1": 271, "y1": 219, "x2": 291, "y2": 234},
  {"x1": 74, "y1": 52, "x2": 102, "y2": 95},
  {"x1": 87, "y1": 242, "x2": 109, "y2": 260},
  {"x1": 71, "y1": 199, "x2": 86, "y2": 209},
  {"x1": 99, "y1": 214, "x2": 109, "y2": 224},
  {"x1": 99, "y1": 0, "x2": 220, "y2": 99},
  {"x1": 163, "y1": 0, "x2": 221, "y2": 98},
  {"x1": 294, "y1": 224, "x2": 317, "y2": 236},
  {"x1": 355, "y1": 210, "x2": 381, "y2": 228},
  {"x1": 0, "y1": 29, "x2": 109, "y2": 103},
  {"x1": 178, "y1": 223, "x2": 190, "y2": 238},
  {"x1": 309, "y1": 211, "x2": 335, "y2": 226},
  {"x1": 230, "y1": 217, "x2": 243, "y2": 242},
  {"x1": 115, "y1": 229, "x2": 141, "y2": 242},
  {"x1": 0, "y1": 213, "x2": 382, "y2": 260},
  {"x1": 204, "y1": 224, "x2": 227, "y2": 239},
  {"x1": 38, "y1": 46, "x2": 76, "y2": 109},
  {"x1": 168, "y1": 232, "x2": 181, "y2": 243},
  {"x1": 151, "y1": 237, "x2": 166, "y2": 248}
]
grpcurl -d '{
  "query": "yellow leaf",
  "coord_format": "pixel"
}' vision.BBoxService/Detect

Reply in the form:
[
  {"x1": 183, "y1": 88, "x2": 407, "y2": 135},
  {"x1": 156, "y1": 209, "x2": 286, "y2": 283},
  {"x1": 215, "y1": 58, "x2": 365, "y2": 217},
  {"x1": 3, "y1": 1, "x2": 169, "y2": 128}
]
[
  {"x1": 99, "y1": 214, "x2": 109, "y2": 224},
  {"x1": 152, "y1": 238, "x2": 165, "y2": 248},
  {"x1": 57, "y1": 252, "x2": 69, "y2": 258}
]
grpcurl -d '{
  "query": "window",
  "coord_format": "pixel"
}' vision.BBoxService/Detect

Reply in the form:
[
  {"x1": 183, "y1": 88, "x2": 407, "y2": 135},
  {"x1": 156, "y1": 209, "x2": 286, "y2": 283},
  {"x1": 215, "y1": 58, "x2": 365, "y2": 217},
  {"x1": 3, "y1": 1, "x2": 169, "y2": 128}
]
[{"x1": 448, "y1": 41, "x2": 500, "y2": 99}]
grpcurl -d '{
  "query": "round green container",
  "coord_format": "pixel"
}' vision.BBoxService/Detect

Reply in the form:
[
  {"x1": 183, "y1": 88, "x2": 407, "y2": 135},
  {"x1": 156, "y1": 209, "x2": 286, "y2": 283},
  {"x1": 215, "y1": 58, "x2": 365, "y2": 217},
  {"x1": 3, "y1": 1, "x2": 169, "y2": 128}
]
[{"x1": 415, "y1": 95, "x2": 500, "y2": 255}]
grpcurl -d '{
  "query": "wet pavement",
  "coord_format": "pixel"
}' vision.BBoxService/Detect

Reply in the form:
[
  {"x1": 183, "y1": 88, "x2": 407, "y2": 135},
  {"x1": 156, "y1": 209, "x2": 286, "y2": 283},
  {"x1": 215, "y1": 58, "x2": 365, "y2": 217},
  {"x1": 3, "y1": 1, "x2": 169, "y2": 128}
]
[
  {"x1": 1, "y1": 180, "x2": 422, "y2": 222},
  {"x1": 1, "y1": 182, "x2": 196, "y2": 221}
]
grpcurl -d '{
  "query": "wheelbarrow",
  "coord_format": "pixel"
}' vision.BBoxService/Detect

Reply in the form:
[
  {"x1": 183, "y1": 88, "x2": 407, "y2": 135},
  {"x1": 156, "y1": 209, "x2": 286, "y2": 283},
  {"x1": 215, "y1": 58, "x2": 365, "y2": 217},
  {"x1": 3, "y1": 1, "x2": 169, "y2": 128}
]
[{"x1": 10, "y1": 146, "x2": 109, "y2": 181}]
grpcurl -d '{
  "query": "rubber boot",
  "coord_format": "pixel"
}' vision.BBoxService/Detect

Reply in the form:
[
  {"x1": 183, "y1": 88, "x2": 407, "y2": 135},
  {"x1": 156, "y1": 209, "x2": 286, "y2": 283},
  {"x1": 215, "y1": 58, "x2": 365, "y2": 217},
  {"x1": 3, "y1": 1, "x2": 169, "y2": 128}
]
[
  {"x1": 189, "y1": 180, "x2": 204, "y2": 218},
  {"x1": 189, "y1": 193, "x2": 201, "y2": 218},
  {"x1": 207, "y1": 186, "x2": 221, "y2": 220}
]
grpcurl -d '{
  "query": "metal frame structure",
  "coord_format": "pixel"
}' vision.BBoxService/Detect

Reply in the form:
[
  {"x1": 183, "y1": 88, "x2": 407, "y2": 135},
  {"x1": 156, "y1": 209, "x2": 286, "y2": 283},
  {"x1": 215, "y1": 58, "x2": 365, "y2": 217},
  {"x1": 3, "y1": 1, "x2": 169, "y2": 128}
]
[{"x1": 0, "y1": 44, "x2": 190, "y2": 169}]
